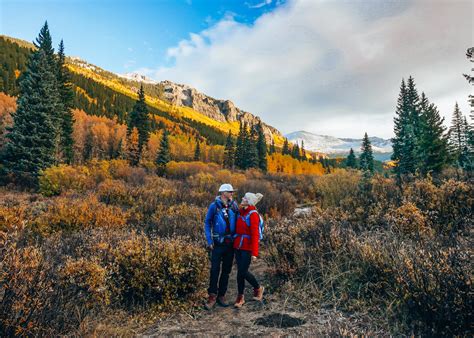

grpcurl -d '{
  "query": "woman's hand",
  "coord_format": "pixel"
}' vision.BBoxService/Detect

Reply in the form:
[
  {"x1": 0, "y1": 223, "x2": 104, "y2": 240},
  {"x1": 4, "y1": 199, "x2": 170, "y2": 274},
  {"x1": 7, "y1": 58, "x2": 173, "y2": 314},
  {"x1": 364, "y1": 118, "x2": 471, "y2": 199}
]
[{"x1": 251, "y1": 255, "x2": 257, "y2": 262}]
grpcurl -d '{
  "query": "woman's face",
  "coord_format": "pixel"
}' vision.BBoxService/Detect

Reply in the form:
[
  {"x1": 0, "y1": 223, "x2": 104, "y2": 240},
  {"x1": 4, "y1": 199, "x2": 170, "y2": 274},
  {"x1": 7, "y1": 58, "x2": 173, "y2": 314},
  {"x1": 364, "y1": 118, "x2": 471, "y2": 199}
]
[{"x1": 241, "y1": 197, "x2": 249, "y2": 207}]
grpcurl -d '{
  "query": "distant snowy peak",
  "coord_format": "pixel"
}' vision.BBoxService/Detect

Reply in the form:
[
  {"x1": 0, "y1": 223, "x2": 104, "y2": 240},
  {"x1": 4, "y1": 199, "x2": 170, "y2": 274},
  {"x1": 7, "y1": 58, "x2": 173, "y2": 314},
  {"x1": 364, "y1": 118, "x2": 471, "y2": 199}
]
[
  {"x1": 118, "y1": 72, "x2": 158, "y2": 84},
  {"x1": 285, "y1": 131, "x2": 392, "y2": 154}
]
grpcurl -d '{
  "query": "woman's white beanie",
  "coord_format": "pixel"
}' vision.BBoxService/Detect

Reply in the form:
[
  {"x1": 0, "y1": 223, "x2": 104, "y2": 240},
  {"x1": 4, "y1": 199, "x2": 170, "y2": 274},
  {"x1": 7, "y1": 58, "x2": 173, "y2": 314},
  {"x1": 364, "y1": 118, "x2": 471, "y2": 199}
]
[{"x1": 244, "y1": 192, "x2": 263, "y2": 206}]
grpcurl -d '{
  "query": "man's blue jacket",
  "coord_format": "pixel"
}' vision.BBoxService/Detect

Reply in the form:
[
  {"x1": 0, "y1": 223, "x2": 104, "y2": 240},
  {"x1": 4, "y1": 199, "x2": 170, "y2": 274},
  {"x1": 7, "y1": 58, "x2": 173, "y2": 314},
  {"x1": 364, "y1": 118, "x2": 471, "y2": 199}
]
[{"x1": 204, "y1": 197, "x2": 239, "y2": 246}]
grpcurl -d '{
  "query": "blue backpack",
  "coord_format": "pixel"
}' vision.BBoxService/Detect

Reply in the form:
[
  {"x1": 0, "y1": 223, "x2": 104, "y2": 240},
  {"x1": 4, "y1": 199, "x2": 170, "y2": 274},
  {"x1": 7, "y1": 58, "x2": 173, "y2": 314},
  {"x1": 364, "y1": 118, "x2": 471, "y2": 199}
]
[{"x1": 240, "y1": 210, "x2": 264, "y2": 241}]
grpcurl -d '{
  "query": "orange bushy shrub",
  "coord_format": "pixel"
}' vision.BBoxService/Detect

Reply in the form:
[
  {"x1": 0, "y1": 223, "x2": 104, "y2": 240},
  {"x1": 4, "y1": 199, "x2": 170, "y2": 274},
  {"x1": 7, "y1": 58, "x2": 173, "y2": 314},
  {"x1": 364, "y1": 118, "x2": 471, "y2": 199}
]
[{"x1": 31, "y1": 195, "x2": 128, "y2": 236}]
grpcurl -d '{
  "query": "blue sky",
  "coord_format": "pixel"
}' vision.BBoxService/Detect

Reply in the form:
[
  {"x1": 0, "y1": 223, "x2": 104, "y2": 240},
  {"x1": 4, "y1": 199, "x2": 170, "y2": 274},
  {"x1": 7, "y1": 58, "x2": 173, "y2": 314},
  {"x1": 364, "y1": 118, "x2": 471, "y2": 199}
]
[
  {"x1": 0, "y1": 0, "x2": 283, "y2": 73},
  {"x1": 0, "y1": 0, "x2": 472, "y2": 138}
]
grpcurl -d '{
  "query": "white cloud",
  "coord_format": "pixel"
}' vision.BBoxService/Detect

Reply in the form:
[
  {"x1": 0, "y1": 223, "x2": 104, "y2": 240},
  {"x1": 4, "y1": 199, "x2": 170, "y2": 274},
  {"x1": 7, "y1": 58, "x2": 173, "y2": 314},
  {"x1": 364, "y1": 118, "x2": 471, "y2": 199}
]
[
  {"x1": 246, "y1": 0, "x2": 272, "y2": 9},
  {"x1": 144, "y1": 0, "x2": 473, "y2": 138}
]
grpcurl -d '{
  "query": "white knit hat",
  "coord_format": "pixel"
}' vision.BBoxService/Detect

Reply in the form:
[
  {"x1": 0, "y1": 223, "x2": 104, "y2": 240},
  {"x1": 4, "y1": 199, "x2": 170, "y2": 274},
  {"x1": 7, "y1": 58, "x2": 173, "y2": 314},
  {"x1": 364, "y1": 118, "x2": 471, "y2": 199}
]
[{"x1": 244, "y1": 192, "x2": 263, "y2": 206}]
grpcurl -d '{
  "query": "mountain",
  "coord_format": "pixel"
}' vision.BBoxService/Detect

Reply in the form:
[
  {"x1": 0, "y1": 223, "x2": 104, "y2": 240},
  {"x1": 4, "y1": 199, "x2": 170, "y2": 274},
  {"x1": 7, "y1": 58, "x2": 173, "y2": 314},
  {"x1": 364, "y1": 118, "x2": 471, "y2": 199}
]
[
  {"x1": 119, "y1": 72, "x2": 158, "y2": 84},
  {"x1": 0, "y1": 35, "x2": 283, "y2": 145},
  {"x1": 286, "y1": 131, "x2": 393, "y2": 161}
]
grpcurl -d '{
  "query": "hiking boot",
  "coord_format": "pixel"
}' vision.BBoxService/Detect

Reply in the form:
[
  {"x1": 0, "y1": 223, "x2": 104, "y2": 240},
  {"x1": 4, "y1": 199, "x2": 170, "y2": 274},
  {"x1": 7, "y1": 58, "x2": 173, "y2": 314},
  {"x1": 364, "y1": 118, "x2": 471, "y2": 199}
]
[
  {"x1": 204, "y1": 293, "x2": 217, "y2": 310},
  {"x1": 234, "y1": 294, "x2": 245, "y2": 308},
  {"x1": 217, "y1": 295, "x2": 229, "y2": 307},
  {"x1": 253, "y1": 286, "x2": 264, "y2": 301}
]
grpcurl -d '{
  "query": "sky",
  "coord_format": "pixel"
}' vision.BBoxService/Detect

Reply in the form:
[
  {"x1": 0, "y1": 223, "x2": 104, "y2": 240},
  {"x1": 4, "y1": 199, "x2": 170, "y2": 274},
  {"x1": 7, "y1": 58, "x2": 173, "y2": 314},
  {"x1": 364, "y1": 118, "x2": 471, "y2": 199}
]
[{"x1": 1, "y1": 0, "x2": 472, "y2": 138}]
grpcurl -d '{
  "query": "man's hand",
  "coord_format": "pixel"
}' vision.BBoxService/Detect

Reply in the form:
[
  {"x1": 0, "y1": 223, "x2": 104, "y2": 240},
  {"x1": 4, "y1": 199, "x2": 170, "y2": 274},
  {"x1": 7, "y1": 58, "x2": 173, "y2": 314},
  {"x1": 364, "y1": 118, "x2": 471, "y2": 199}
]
[
  {"x1": 251, "y1": 255, "x2": 257, "y2": 262},
  {"x1": 208, "y1": 244, "x2": 214, "y2": 251}
]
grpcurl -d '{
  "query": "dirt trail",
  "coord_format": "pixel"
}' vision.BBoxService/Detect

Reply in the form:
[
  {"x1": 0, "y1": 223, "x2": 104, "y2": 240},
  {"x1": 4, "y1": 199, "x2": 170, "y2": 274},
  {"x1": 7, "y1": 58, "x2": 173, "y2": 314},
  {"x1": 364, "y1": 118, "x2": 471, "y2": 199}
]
[{"x1": 140, "y1": 256, "x2": 372, "y2": 337}]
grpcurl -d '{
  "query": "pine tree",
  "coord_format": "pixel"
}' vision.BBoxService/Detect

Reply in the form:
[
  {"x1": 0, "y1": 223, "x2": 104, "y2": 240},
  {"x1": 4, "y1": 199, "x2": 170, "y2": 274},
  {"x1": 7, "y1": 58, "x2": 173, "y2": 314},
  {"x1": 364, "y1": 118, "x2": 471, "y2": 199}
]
[
  {"x1": 234, "y1": 121, "x2": 245, "y2": 169},
  {"x1": 448, "y1": 102, "x2": 466, "y2": 167},
  {"x1": 223, "y1": 130, "x2": 235, "y2": 169},
  {"x1": 194, "y1": 139, "x2": 201, "y2": 161},
  {"x1": 245, "y1": 124, "x2": 259, "y2": 169},
  {"x1": 417, "y1": 93, "x2": 449, "y2": 175},
  {"x1": 346, "y1": 148, "x2": 357, "y2": 168},
  {"x1": 156, "y1": 129, "x2": 170, "y2": 176},
  {"x1": 1, "y1": 48, "x2": 61, "y2": 186},
  {"x1": 392, "y1": 78, "x2": 417, "y2": 178},
  {"x1": 269, "y1": 139, "x2": 276, "y2": 155},
  {"x1": 359, "y1": 132, "x2": 374, "y2": 173},
  {"x1": 127, "y1": 84, "x2": 150, "y2": 154},
  {"x1": 34, "y1": 21, "x2": 55, "y2": 60},
  {"x1": 56, "y1": 39, "x2": 75, "y2": 164},
  {"x1": 464, "y1": 47, "x2": 474, "y2": 111},
  {"x1": 256, "y1": 121, "x2": 267, "y2": 172},
  {"x1": 282, "y1": 138, "x2": 290, "y2": 155},
  {"x1": 127, "y1": 127, "x2": 140, "y2": 166},
  {"x1": 291, "y1": 142, "x2": 300, "y2": 160},
  {"x1": 301, "y1": 140, "x2": 306, "y2": 161}
]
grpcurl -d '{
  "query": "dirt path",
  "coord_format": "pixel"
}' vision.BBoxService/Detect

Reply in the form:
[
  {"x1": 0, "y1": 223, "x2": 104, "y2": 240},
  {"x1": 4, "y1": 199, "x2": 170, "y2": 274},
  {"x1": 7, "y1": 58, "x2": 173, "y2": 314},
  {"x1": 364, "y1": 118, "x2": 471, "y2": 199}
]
[{"x1": 140, "y1": 256, "x2": 377, "y2": 337}]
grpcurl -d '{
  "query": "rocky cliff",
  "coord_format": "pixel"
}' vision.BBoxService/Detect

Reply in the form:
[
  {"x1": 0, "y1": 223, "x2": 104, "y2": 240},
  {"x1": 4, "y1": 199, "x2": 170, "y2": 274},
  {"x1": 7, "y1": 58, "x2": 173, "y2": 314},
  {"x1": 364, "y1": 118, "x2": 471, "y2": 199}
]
[{"x1": 160, "y1": 80, "x2": 282, "y2": 143}]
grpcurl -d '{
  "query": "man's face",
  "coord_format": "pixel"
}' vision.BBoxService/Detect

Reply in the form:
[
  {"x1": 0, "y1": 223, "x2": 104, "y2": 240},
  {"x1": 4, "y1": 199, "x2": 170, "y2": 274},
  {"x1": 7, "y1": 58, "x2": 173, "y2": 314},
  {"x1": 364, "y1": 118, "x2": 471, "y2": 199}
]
[{"x1": 222, "y1": 191, "x2": 233, "y2": 201}]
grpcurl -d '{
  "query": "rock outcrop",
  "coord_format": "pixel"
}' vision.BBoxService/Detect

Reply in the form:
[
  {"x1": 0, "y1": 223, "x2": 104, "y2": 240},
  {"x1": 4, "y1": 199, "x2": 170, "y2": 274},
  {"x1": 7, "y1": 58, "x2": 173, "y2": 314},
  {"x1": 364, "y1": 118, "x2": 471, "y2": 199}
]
[{"x1": 160, "y1": 80, "x2": 282, "y2": 143}]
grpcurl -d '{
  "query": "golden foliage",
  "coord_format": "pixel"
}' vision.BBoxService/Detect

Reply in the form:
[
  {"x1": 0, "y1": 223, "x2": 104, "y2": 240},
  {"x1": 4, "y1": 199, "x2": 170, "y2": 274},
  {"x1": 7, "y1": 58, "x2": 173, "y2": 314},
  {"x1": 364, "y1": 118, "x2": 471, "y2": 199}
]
[{"x1": 267, "y1": 153, "x2": 325, "y2": 175}]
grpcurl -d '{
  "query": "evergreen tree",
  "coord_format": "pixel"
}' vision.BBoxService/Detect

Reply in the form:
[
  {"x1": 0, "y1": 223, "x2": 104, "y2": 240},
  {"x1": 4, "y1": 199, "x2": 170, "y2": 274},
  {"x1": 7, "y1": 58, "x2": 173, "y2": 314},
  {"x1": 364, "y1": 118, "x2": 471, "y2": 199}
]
[
  {"x1": 417, "y1": 93, "x2": 449, "y2": 175},
  {"x1": 269, "y1": 139, "x2": 276, "y2": 155},
  {"x1": 346, "y1": 148, "x2": 357, "y2": 168},
  {"x1": 448, "y1": 102, "x2": 466, "y2": 167},
  {"x1": 282, "y1": 138, "x2": 290, "y2": 155},
  {"x1": 127, "y1": 84, "x2": 150, "y2": 154},
  {"x1": 194, "y1": 139, "x2": 201, "y2": 161},
  {"x1": 256, "y1": 121, "x2": 268, "y2": 172},
  {"x1": 234, "y1": 121, "x2": 245, "y2": 169},
  {"x1": 1, "y1": 48, "x2": 61, "y2": 186},
  {"x1": 301, "y1": 140, "x2": 306, "y2": 161},
  {"x1": 127, "y1": 127, "x2": 140, "y2": 166},
  {"x1": 34, "y1": 21, "x2": 55, "y2": 60},
  {"x1": 156, "y1": 129, "x2": 170, "y2": 176},
  {"x1": 245, "y1": 124, "x2": 259, "y2": 169},
  {"x1": 359, "y1": 132, "x2": 374, "y2": 173},
  {"x1": 291, "y1": 142, "x2": 300, "y2": 160},
  {"x1": 464, "y1": 47, "x2": 474, "y2": 110},
  {"x1": 392, "y1": 78, "x2": 417, "y2": 178},
  {"x1": 56, "y1": 39, "x2": 75, "y2": 164},
  {"x1": 223, "y1": 130, "x2": 235, "y2": 169}
]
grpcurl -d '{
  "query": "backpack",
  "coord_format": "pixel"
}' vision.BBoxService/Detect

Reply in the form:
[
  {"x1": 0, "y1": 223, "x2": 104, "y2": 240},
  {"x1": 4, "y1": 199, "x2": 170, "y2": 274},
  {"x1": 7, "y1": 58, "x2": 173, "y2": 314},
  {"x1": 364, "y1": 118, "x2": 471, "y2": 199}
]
[{"x1": 241, "y1": 210, "x2": 264, "y2": 241}]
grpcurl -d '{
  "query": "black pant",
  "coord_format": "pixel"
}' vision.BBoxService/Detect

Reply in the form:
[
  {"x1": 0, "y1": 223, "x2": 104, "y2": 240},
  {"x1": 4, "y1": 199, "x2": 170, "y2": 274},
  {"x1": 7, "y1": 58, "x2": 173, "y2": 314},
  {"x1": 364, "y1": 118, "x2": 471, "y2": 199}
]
[
  {"x1": 208, "y1": 243, "x2": 234, "y2": 296},
  {"x1": 235, "y1": 249, "x2": 260, "y2": 295}
]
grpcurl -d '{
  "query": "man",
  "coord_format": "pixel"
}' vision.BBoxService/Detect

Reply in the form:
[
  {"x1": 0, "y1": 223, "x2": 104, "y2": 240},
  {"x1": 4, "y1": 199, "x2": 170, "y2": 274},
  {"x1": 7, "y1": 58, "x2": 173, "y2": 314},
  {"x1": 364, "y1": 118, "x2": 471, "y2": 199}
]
[{"x1": 204, "y1": 183, "x2": 239, "y2": 310}]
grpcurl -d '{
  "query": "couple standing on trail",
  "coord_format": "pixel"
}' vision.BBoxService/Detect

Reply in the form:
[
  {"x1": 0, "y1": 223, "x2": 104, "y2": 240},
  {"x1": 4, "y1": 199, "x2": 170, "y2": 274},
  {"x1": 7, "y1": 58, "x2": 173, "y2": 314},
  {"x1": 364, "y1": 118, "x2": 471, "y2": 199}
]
[{"x1": 204, "y1": 183, "x2": 265, "y2": 310}]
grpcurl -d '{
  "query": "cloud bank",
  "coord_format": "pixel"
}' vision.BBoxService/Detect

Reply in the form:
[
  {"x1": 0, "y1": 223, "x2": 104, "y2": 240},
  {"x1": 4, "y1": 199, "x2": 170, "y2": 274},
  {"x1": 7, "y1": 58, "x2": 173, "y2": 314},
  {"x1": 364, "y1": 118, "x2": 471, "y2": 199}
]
[{"x1": 141, "y1": 0, "x2": 473, "y2": 138}]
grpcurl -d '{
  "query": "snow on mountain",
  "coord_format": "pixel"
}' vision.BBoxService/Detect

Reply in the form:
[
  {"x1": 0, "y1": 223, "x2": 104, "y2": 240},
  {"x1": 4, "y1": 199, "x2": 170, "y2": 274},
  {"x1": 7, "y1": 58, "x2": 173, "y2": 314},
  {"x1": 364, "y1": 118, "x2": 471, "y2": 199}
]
[
  {"x1": 286, "y1": 131, "x2": 392, "y2": 159},
  {"x1": 118, "y1": 72, "x2": 158, "y2": 84}
]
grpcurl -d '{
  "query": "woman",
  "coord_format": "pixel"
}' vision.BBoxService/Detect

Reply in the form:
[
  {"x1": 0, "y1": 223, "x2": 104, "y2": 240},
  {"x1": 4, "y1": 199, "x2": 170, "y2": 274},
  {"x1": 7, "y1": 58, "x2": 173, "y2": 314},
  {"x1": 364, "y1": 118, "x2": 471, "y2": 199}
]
[{"x1": 233, "y1": 192, "x2": 265, "y2": 308}]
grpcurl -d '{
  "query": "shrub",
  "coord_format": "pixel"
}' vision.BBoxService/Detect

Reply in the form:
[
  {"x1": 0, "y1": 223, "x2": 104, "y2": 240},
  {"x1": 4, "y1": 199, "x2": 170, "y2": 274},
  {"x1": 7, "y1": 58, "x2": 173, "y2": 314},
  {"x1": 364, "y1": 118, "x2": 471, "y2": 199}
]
[
  {"x1": 166, "y1": 161, "x2": 220, "y2": 180},
  {"x1": 237, "y1": 179, "x2": 296, "y2": 218},
  {"x1": 110, "y1": 232, "x2": 208, "y2": 307},
  {"x1": 31, "y1": 195, "x2": 128, "y2": 236},
  {"x1": 314, "y1": 169, "x2": 361, "y2": 209},
  {"x1": 150, "y1": 203, "x2": 206, "y2": 241},
  {"x1": 38, "y1": 164, "x2": 92, "y2": 196}
]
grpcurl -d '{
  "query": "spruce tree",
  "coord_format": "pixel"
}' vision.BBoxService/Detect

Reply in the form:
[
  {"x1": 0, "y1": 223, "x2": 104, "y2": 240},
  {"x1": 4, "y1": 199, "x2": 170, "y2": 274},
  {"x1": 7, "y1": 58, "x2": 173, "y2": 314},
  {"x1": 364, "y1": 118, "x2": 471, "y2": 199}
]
[
  {"x1": 56, "y1": 39, "x2": 75, "y2": 164},
  {"x1": 448, "y1": 102, "x2": 466, "y2": 167},
  {"x1": 256, "y1": 121, "x2": 267, "y2": 172},
  {"x1": 194, "y1": 139, "x2": 201, "y2": 161},
  {"x1": 156, "y1": 129, "x2": 170, "y2": 176},
  {"x1": 223, "y1": 130, "x2": 235, "y2": 169},
  {"x1": 282, "y1": 138, "x2": 290, "y2": 155},
  {"x1": 346, "y1": 148, "x2": 357, "y2": 168},
  {"x1": 269, "y1": 139, "x2": 276, "y2": 155},
  {"x1": 234, "y1": 121, "x2": 245, "y2": 169},
  {"x1": 127, "y1": 127, "x2": 140, "y2": 166},
  {"x1": 245, "y1": 124, "x2": 259, "y2": 169},
  {"x1": 417, "y1": 93, "x2": 449, "y2": 175},
  {"x1": 291, "y1": 142, "x2": 300, "y2": 160},
  {"x1": 464, "y1": 47, "x2": 474, "y2": 110},
  {"x1": 127, "y1": 84, "x2": 150, "y2": 154},
  {"x1": 359, "y1": 132, "x2": 374, "y2": 173},
  {"x1": 392, "y1": 78, "x2": 417, "y2": 178},
  {"x1": 1, "y1": 48, "x2": 61, "y2": 186}
]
